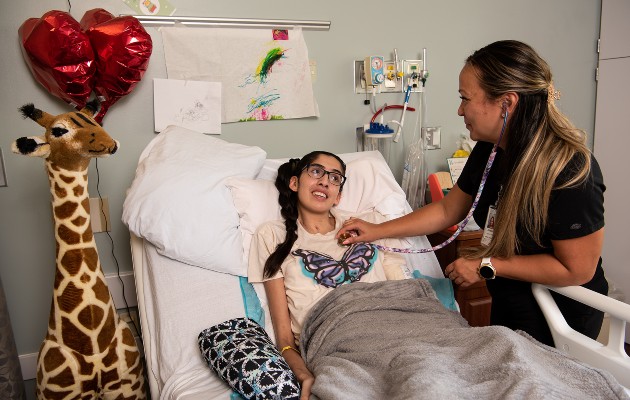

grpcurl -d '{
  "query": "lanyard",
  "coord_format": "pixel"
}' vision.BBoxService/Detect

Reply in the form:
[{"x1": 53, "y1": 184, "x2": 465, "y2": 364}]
[{"x1": 374, "y1": 111, "x2": 508, "y2": 254}]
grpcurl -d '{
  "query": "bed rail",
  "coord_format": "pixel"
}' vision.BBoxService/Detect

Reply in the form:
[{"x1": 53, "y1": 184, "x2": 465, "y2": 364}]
[{"x1": 532, "y1": 283, "x2": 630, "y2": 389}]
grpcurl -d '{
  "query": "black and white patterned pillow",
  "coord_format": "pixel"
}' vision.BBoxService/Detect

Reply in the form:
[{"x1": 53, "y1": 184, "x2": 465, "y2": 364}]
[{"x1": 198, "y1": 317, "x2": 300, "y2": 400}]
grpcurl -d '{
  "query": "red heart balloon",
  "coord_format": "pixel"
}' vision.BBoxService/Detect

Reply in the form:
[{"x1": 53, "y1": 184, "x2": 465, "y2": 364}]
[
  {"x1": 19, "y1": 10, "x2": 95, "y2": 109},
  {"x1": 81, "y1": 9, "x2": 153, "y2": 123}
]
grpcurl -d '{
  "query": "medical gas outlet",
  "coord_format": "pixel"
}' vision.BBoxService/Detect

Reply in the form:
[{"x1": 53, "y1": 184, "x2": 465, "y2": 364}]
[
  {"x1": 364, "y1": 56, "x2": 385, "y2": 86},
  {"x1": 354, "y1": 57, "x2": 425, "y2": 94}
]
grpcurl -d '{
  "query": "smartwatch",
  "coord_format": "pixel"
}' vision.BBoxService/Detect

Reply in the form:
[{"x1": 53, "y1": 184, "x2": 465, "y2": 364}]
[{"x1": 478, "y1": 257, "x2": 496, "y2": 280}]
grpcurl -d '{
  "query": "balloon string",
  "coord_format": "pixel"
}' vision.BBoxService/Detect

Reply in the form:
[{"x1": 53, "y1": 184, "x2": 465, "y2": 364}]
[{"x1": 68, "y1": 0, "x2": 72, "y2": 13}]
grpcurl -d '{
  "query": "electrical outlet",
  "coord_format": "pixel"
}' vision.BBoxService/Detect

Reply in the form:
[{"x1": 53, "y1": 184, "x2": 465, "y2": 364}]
[
  {"x1": 424, "y1": 127, "x2": 441, "y2": 150},
  {"x1": 89, "y1": 197, "x2": 110, "y2": 232}
]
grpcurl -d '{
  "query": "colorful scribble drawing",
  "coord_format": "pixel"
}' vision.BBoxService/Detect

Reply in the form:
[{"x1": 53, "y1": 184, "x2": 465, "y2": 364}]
[
  {"x1": 240, "y1": 91, "x2": 283, "y2": 122},
  {"x1": 176, "y1": 100, "x2": 209, "y2": 124},
  {"x1": 240, "y1": 47, "x2": 288, "y2": 121}
]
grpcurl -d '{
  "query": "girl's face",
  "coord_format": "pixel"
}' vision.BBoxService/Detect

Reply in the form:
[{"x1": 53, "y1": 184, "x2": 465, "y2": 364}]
[
  {"x1": 457, "y1": 65, "x2": 505, "y2": 144},
  {"x1": 289, "y1": 154, "x2": 343, "y2": 216}
]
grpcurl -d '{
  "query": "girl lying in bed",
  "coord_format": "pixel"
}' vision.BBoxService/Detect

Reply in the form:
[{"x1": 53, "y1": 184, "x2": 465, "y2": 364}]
[
  {"x1": 246, "y1": 150, "x2": 628, "y2": 400},
  {"x1": 248, "y1": 150, "x2": 409, "y2": 399}
]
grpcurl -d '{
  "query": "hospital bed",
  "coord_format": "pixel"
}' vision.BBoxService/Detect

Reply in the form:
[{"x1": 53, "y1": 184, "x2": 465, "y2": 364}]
[{"x1": 123, "y1": 125, "x2": 630, "y2": 399}]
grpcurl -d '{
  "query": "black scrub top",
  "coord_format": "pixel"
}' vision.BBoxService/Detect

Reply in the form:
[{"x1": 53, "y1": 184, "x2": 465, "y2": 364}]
[{"x1": 457, "y1": 141, "x2": 608, "y2": 346}]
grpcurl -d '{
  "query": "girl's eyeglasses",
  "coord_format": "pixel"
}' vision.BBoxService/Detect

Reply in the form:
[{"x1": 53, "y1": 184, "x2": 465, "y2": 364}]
[{"x1": 302, "y1": 164, "x2": 346, "y2": 186}]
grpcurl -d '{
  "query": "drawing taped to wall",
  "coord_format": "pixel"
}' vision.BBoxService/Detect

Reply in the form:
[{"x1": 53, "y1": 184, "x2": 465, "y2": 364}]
[
  {"x1": 161, "y1": 27, "x2": 319, "y2": 124},
  {"x1": 153, "y1": 78, "x2": 221, "y2": 134},
  {"x1": 239, "y1": 48, "x2": 288, "y2": 121}
]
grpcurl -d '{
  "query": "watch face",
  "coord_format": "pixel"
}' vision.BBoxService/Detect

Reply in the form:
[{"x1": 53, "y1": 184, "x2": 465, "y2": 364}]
[{"x1": 480, "y1": 265, "x2": 495, "y2": 279}]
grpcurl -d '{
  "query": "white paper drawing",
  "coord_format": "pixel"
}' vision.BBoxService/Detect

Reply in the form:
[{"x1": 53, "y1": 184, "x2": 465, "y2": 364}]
[
  {"x1": 161, "y1": 27, "x2": 318, "y2": 123},
  {"x1": 153, "y1": 78, "x2": 221, "y2": 134}
]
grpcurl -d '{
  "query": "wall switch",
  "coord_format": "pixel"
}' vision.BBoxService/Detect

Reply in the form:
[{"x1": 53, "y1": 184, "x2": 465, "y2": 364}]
[{"x1": 89, "y1": 197, "x2": 111, "y2": 232}]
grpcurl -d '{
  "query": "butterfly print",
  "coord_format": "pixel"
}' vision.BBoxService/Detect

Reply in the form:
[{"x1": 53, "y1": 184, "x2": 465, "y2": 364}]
[{"x1": 292, "y1": 243, "x2": 378, "y2": 288}]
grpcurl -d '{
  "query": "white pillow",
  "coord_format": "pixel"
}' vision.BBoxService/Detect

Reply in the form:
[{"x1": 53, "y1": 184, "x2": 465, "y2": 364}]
[
  {"x1": 123, "y1": 125, "x2": 267, "y2": 276},
  {"x1": 225, "y1": 177, "x2": 282, "y2": 264},
  {"x1": 227, "y1": 151, "x2": 411, "y2": 263}
]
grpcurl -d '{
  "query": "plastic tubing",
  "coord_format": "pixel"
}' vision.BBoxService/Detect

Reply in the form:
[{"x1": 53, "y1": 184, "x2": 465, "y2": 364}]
[{"x1": 371, "y1": 104, "x2": 416, "y2": 123}]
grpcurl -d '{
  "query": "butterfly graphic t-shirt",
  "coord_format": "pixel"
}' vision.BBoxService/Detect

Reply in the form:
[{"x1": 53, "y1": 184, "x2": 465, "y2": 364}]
[{"x1": 248, "y1": 208, "x2": 407, "y2": 342}]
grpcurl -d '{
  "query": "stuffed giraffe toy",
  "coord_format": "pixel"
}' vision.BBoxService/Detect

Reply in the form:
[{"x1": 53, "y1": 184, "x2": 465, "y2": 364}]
[{"x1": 12, "y1": 102, "x2": 145, "y2": 399}]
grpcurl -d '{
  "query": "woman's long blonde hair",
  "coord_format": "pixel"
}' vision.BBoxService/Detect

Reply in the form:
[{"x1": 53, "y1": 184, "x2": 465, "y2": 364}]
[{"x1": 465, "y1": 40, "x2": 591, "y2": 259}]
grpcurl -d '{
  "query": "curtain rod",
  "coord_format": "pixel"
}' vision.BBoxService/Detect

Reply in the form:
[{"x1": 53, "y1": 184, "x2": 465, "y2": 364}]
[{"x1": 126, "y1": 15, "x2": 331, "y2": 30}]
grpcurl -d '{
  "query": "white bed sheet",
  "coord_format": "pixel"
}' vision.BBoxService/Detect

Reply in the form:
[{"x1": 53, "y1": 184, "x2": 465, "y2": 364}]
[{"x1": 131, "y1": 233, "x2": 274, "y2": 399}]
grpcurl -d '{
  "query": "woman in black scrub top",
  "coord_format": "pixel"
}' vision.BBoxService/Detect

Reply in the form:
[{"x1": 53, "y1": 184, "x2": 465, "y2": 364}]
[{"x1": 337, "y1": 40, "x2": 608, "y2": 346}]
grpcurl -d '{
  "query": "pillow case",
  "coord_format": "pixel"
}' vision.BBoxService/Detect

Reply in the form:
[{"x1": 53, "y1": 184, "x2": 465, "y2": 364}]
[
  {"x1": 199, "y1": 318, "x2": 300, "y2": 400},
  {"x1": 123, "y1": 125, "x2": 266, "y2": 275},
  {"x1": 226, "y1": 177, "x2": 282, "y2": 264}
]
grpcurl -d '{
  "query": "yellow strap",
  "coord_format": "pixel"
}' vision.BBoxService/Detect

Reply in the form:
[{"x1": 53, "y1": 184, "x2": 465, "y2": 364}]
[{"x1": 280, "y1": 345, "x2": 300, "y2": 356}]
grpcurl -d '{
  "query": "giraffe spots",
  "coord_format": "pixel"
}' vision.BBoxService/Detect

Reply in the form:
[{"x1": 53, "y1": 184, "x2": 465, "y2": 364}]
[
  {"x1": 60, "y1": 249, "x2": 83, "y2": 276},
  {"x1": 55, "y1": 201, "x2": 78, "y2": 220},
  {"x1": 102, "y1": 338, "x2": 120, "y2": 366},
  {"x1": 80, "y1": 378, "x2": 99, "y2": 397},
  {"x1": 101, "y1": 367, "x2": 122, "y2": 391},
  {"x1": 41, "y1": 386, "x2": 73, "y2": 400},
  {"x1": 73, "y1": 184, "x2": 84, "y2": 197},
  {"x1": 97, "y1": 308, "x2": 116, "y2": 351},
  {"x1": 60, "y1": 174, "x2": 75, "y2": 184},
  {"x1": 48, "y1": 308, "x2": 56, "y2": 330},
  {"x1": 61, "y1": 316, "x2": 93, "y2": 354},
  {"x1": 125, "y1": 349, "x2": 140, "y2": 370},
  {"x1": 121, "y1": 326, "x2": 136, "y2": 346},
  {"x1": 54, "y1": 181, "x2": 67, "y2": 198},
  {"x1": 58, "y1": 224, "x2": 81, "y2": 245},
  {"x1": 77, "y1": 304, "x2": 105, "y2": 330},
  {"x1": 71, "y1": 215, "x2": 87, "y2": 227},
  {"x1": 84, "y1": 247, "x2": 98, "y2": 272},
  {"x1": 93, "y1": 276, "x2": 110, "y2": 304},
  {"x1": 47, "y1": 365, "x2": 76, "y2": 388},
  {"x1": 54, "y1": 268, "x2": 64, "y2": 290},
  {"x1": 80, "y1": 272, "x2": 91, "y2": 284},
  {"x1": 42, "y1": 346, "x2": 66, "y2": 372},
  {"x1": 81, "y1": 197, "x2": 90, "y2": 212},
  {"x1": 58, "y1": 282, "x2": 83, "y2": 313},
  {"x1": 82, "y1": 229, "x2": 93, "y2": 242},
  {"x1": 75, "y1": 353, "x2": 94, "y2": 375}
]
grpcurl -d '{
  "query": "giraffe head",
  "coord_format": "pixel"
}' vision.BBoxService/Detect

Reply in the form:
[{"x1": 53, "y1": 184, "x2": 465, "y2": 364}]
[{"x1": 12, "y1": 101, "x2": 119, "y2": 171}]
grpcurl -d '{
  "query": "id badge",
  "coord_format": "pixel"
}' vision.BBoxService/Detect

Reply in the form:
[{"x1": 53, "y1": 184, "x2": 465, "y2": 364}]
[{"x1": 481, "y1": 205, "x2": 497, "y2": 247}]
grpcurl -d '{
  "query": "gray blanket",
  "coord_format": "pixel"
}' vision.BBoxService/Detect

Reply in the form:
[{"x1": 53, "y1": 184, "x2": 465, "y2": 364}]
[{"x1": 300, "y1": 279, "x2": 628, "y2": 400}]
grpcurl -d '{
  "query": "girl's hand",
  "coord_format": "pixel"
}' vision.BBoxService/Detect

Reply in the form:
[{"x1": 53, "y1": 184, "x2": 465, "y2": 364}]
[
  {"x1": 336, "y1": 218, "x2": 380, "y2": 245},
  {"x1": 298, "y1": 372, "x2": 314, "y2": 400}
]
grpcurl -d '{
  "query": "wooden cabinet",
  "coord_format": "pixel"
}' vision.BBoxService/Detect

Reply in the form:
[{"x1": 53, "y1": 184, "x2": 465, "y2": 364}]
[{"x1": 427, "y1": 229, "x2": 492, "y2": 327}]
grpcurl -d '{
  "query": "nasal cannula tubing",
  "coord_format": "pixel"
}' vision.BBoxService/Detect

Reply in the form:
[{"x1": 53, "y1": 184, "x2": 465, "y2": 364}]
[{"x1": 368, "y1": 109, "x2": 508, "y2": 254}]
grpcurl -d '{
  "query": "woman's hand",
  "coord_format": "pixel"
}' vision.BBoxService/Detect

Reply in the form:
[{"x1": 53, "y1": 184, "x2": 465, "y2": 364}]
[
  {"x1": 336, "y1": 217, "x2": 381, "y2": 245},
  {"x1": 444, "y1": 257, "x2": 483, "y2": 288}
]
